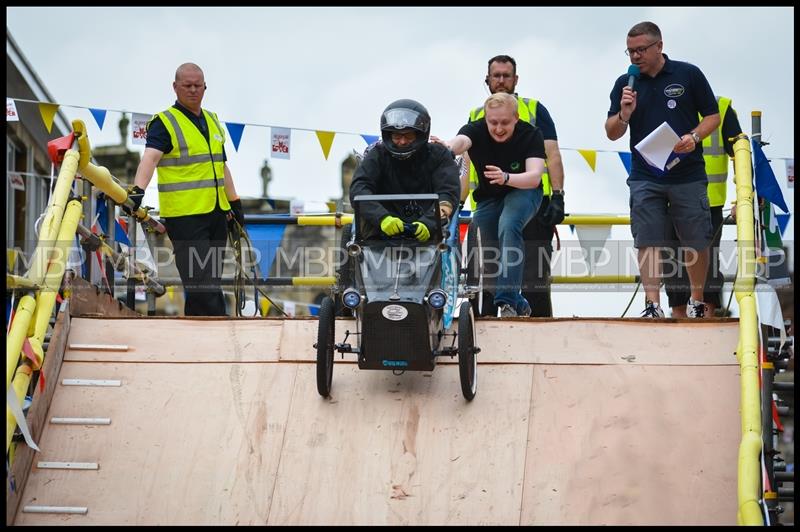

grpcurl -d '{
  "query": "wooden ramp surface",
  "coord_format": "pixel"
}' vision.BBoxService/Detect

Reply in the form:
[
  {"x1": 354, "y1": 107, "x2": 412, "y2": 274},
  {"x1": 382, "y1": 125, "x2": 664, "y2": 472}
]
[{"x1": 15, "y1": 317, "x2": 740, "y2": 525}]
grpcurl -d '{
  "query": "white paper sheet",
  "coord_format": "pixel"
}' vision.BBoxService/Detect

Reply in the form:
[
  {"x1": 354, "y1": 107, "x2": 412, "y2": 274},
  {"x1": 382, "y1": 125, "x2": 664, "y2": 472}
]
[{"x1": 634, "y1": 121, "x2": 681, "y2": 173}]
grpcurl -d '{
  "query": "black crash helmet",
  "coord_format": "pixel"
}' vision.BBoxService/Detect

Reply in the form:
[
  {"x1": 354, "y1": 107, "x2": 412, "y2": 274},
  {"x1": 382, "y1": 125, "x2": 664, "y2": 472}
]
[{"x1": 380, "y1": 99, "x2": 431, "y2": 160}]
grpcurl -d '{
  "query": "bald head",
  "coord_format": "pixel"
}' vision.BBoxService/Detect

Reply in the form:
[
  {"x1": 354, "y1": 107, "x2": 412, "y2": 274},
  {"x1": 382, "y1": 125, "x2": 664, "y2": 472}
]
[
  {"x1": 175, "y1": 63, "x2": 204, "y2": 82},
  {"x1": 173, "y1": 63, "x2": 206, "y2": 114}
]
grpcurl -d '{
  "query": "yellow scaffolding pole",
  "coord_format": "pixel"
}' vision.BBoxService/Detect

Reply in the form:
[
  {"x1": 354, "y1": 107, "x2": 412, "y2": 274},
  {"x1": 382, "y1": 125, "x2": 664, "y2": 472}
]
[
  {"x1": 6, "y1": 149, "x2": 79, "y2": 392},
  {"x1": 731, "y1": 135, "x2": 763, "y2": 526},
  {"x1": 7, "y1": 199, "x2": 83, "y2": 452}
]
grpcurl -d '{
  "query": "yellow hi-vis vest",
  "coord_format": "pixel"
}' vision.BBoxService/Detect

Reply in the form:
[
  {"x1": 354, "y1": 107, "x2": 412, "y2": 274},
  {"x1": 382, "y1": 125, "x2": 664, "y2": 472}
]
[
  {"x1": 466, "y1": 97, "x2": 551, "y2": 210},
  {"x1": 153, "y1": 107, "x2": 230, "y2": 217},
  {"x1": 701, "y1": 96, "x2": 731, "y2": 208}
]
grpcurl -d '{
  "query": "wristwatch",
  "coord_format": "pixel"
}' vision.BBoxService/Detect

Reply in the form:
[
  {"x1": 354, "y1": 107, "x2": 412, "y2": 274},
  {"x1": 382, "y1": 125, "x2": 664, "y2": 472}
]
[
  {"x1": 551, "y1": 190, "x2": 564, "y2": 196},
  {"x1": 690, "y1": 131, "x2": 701, "y2": 145}
]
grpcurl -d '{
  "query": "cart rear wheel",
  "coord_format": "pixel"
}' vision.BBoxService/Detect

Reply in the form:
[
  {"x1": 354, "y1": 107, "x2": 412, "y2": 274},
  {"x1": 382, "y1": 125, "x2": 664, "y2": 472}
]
[{"x1": 316, "y1": 296, "x2": 335, "y2": 397}]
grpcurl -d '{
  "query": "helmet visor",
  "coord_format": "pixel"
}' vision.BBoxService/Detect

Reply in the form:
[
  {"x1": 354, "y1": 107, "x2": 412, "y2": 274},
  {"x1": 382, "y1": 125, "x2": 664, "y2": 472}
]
[{"x1": 382, "y1": 108, "x2": 428, "y2": 132}]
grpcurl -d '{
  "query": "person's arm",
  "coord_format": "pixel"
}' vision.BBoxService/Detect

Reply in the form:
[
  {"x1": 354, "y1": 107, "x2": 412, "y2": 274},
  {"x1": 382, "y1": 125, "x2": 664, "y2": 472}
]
[
  {"x1": 349, "y1": 149, "x2": 391, "y2": 228},
  {"x1": 436, "y1": 134, "x2": 472, "y2": 156},
  {"x1": 674, "y1": 113, "x2": 720, "y2": 154},
  {"x1": 532, "y1": 104, "x2": 565, "y2": 191},
  {"x1": 133, "y1": 147, "x2": 163, "y2": 190},
  {"x1": 543, "y1": 139, "x2": 564, "y2": 191},
  {"x1": 721, "y1": 107, "x2": 743, "y2": 156},
  {"x1": 484, "y1": 158, "x2": 544, "y2": 189},
  {"x1": 693, "y1": 113, "x2": 721, "y2": 141},
  {"x1": 223, "y1": 163, "x2": 238, "y2": 201},
  {"x1": 605, "y1": 86, "x2": 636, "y2": 141}
]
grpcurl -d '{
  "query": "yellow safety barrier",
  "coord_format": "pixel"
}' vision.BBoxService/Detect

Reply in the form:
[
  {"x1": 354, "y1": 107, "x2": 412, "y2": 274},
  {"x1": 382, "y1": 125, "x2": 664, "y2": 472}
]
[
  {"x1": 731, "y1": 135, "x2": 763, "y2": 525},
  {"x1": 7, "y1": 199, "x2": 83, "y2": 452},
  {"x1": 296, "y1": 215, "x2": 354, "y2": 226},
  {"x1": 291, "y1": 276, "x2": 337, "y2": 287},
  {"x1": 6, "y1": 296, "x2": 36, "y2": 389},
  {"x1": 562, "y1": 214, "x2": 630, "y2": 225}
]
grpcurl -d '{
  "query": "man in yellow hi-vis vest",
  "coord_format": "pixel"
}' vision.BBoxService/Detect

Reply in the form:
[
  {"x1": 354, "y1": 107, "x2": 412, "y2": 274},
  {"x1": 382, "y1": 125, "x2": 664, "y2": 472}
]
[
  {"x1": 664, "y1": 96, "x2": 742, "y2": 317},
  {"x1": 462, "y1": 55, "x2": 566, "y2": 317},
  {"x1": 128, "y1": 63, "x2": 242, "y2": 316}
]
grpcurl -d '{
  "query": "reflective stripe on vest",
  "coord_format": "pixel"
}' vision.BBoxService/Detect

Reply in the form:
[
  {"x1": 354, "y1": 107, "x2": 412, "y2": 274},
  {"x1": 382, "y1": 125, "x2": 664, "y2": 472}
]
[
  {"x1": 702, "y1": 96, "x2": 731, "y2": 207},
  {"x1": 467, "y1": 97, "x2": 551, "y2": 210},
  {"x1": 154, "y1": 108, "x2": 230, "y2": 217}
]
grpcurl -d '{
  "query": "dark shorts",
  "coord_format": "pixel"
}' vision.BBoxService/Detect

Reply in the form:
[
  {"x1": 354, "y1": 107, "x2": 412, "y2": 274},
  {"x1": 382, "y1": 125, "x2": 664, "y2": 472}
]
[
  {"x1": 628, "y1": 179, "x2": 713, "y2": 250},
  {"x1": 664, "y1": 206, "x2": 725, "y2": 308}
]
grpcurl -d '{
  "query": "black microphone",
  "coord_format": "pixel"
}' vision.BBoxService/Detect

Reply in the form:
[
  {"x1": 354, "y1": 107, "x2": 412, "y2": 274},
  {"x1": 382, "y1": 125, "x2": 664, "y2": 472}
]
[{"x1": 627, "y1": 64, "x2": 641, "y2": 89}]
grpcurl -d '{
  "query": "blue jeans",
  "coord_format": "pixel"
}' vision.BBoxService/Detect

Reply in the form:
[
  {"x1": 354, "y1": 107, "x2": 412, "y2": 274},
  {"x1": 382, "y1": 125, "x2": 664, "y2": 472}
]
[{"x1": 473, "y1": 188, "x2": 541, "y2": 311}]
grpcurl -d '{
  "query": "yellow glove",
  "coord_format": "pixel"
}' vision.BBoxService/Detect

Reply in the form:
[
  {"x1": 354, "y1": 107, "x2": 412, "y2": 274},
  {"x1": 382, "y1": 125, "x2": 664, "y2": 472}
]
[
  {"x1": 412, "y1": 221, "x2": 430, "y2": 242},
  {"x1": 380, "y1": 215, "x2": 405, "y2": 236}
]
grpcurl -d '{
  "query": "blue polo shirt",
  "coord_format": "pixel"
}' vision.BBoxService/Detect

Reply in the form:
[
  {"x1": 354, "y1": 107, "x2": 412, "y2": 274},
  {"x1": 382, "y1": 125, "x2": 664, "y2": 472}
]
[{"x1": 608, "y1": 55, "x2": 717, "y2": 183}]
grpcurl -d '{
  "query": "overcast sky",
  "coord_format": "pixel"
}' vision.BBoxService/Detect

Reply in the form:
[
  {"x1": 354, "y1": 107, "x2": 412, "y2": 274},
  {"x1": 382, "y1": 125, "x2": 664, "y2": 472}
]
[{"x1": 7, "y1": 6, "x2": 794, "y2": 317}]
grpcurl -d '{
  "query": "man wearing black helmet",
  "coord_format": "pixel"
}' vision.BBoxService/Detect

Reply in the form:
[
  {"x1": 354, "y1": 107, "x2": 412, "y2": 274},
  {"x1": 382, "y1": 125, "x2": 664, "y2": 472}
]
[{"x1": 349, "y1": 99, "x2": 461, "y2": 241}]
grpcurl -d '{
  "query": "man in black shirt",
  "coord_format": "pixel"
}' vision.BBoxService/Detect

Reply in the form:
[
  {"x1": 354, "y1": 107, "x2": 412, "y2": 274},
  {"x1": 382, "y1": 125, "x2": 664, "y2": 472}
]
[
  {"x1": 437, "y1": 93, "x2": 546, "y2": 317},
  {"x1": 128, "y1": 63, "x2": 242, "y2": 316},
  {"x1": 605, "y1": 21, "x2": 720, "y2": 319}
]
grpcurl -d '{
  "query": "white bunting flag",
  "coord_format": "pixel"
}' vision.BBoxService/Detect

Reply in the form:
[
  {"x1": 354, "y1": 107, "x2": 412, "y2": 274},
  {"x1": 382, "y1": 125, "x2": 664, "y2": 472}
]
[
  {"x1": 271, "y1": 127, "x2": 291, "y2": 160},
  {"x1": 131, "y1": 113, "x2": 150, "y2": 145},
  {"x1": 7, "y1": 98, "x2": 19, "y2": 122}
]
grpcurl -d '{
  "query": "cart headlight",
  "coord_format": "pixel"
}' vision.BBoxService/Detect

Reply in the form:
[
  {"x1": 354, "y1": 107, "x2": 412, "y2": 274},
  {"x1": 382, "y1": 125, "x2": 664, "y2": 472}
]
[
  {"x1": 342, "y1": 288, "x2": 362, "y2": 309},
  {"x1": 347, "y1": 242, "x2": 361, "y2": 257},
  {"x1": 427, "y1": 289, "x2": 447, "y2": 309}
]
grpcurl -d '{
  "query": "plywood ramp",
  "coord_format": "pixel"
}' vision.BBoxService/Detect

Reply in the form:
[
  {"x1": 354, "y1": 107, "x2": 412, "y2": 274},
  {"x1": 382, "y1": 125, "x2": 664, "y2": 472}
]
[{"x1": 15, "y1": 318, "x2": 740, "y2": 525}]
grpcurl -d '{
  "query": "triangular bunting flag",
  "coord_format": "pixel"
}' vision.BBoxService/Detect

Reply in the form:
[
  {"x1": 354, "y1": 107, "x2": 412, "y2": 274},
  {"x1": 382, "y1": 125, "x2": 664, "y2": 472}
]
[
  {"x1": 775, "y1": 213, "x2": 790, "y2": 237},
  {"x1": 752, "y1": 140, "x2": 789, "y2": 213},
  {"x1": 89, "y1": 108, "x2": 107, "y2": 130},
  {"x1": 7, "y1": 98, "x2": 20, "y2": 122},
  {"x1": 577, "y1": 149, "x2": 597, "y2": 172},
  {"x1": 618, "y1": 151, "x2": 632, "y2": 174},
  {"x1": 38, "y1": 103, "x2": 59, "y2": 133},
  {"x1": 315, "y1": 130, "x2": 336, "y2": 160},
  {"x1": 574, "y1": 225, "x2": 611, "y2": 273},
  {"x1": 96, "y1": 195, "x2": 131, "y2": 246},
  {"x1": 361, "y1": 134, "x2": 379, "y2": 146},
  {"x1": 225, "y1": 122, "x2": 246, "y2": 152}
]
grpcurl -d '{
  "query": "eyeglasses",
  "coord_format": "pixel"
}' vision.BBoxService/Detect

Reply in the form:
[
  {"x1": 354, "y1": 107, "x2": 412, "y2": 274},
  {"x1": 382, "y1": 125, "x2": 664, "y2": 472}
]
[
  {"x1": 624, "y1": 40, "x2": 660, "y2": 57},
  {"x1": 490, "y1": 73, "x2": 515, "y2": 80}
]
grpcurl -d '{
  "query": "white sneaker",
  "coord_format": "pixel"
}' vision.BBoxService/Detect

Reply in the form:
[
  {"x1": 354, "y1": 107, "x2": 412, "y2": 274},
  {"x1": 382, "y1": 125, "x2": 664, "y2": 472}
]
[
  {"x1": 640, "y1": 300, "x2": 665, "y2": 318},
  {"x1": 687, "y1": 299, "x2": 708, "y2": 318}
]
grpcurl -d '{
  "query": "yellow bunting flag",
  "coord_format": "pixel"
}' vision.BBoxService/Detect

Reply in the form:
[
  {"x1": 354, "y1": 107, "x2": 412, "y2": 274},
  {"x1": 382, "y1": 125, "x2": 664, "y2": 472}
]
[
  {"x1": 38, "y1": 103, "x2": 60, "y2": 133},
  {"x1": 577, "y1": 149, "x2": 597, "y2": 172},
  {"x1": 315, "y1": 130, "x2": 336, "y2": 160}
]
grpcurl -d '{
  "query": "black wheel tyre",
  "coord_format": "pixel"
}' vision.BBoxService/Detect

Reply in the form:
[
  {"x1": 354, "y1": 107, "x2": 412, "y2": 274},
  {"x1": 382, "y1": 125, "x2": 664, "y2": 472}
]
[
  {"x1": 458, "y1": 301, "x2": 477, "y2": 401},
  {"x1": 316, "y1": 296, "x2": 335, "y2": 397}
]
